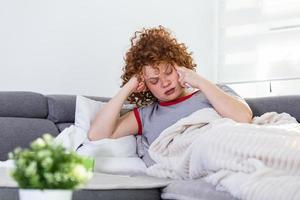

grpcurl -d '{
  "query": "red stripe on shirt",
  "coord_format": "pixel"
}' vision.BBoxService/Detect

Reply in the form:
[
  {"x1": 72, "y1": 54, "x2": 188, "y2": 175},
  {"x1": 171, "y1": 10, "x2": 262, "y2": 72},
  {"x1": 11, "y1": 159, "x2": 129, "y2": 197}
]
[
  {"x1": 159, "y1": 90, "x2": 199, "y2": 106},
  {"x1": 133, "y1": 108, "x2": 142, "y2": 135}
]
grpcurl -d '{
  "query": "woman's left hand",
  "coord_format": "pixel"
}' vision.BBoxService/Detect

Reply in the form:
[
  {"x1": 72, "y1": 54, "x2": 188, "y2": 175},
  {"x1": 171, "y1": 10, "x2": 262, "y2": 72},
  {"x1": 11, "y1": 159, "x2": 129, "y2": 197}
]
[{"x1": 175, "y1": 66, "x2": 203, "y2": 89}]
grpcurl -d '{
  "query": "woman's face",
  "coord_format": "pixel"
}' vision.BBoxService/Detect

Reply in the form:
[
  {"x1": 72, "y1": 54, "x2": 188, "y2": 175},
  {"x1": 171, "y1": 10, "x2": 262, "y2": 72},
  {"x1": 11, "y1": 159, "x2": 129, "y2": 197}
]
[{"x1": 143, "y1": 63, "x2": 186, "y2": 102}]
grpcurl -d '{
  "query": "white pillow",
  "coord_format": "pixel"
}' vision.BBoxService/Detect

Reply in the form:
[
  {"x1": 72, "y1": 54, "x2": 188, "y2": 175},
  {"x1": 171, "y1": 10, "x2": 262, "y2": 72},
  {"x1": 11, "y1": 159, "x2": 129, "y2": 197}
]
[
  {"x1": 75, "y1": 95, "x2": 136, "y2": 131},
  {"x1": 76, "y1": 135, "x2": 138, "y2": 157},
  {"x1": 74, "y1": 96, "x2": 144, "y2": 174},
  {"x1": 75, "y1": 95, "x2": 106, "y2": 132}
]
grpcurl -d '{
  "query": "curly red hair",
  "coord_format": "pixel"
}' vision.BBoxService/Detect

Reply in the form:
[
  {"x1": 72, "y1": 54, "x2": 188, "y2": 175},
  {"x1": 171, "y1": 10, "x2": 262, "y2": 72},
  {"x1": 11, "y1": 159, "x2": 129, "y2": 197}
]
[{"x1": 121, "y1": 25, "x2": 196, "y2": 107}]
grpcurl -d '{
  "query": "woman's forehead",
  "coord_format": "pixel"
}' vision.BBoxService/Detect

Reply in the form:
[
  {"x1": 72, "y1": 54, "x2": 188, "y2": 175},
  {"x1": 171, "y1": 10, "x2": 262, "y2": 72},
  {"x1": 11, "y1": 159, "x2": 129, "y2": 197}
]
[{"x1": 143, "y1": 63, "x2": 172, "y2": 76}]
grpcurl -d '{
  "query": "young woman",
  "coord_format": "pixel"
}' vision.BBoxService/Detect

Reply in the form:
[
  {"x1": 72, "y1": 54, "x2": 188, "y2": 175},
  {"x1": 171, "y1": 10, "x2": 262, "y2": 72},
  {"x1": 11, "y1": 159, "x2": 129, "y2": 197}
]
[{"x1": 88, "y1": 26, "x2": 253, "y2": 166}]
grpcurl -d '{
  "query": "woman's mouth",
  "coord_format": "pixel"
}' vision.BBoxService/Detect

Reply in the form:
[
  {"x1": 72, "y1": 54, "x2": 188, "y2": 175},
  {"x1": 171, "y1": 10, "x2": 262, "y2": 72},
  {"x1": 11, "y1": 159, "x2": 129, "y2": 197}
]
[{"x1": 165, "y1": 88, "x2": 175, "y2": 95}]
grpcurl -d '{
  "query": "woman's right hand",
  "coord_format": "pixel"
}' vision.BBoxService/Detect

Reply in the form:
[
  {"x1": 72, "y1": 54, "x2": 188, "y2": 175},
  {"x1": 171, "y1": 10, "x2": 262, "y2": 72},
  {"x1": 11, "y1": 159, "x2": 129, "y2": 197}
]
[{"x1": 125, "y1": 75, "x2": 147, "y2": 94}]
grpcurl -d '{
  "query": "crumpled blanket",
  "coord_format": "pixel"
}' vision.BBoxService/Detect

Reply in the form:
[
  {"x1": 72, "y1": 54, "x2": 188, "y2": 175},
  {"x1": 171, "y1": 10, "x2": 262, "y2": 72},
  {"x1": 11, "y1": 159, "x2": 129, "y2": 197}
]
[{"x1": 146, "y1": 108, "x2": 300, "y2": 200}]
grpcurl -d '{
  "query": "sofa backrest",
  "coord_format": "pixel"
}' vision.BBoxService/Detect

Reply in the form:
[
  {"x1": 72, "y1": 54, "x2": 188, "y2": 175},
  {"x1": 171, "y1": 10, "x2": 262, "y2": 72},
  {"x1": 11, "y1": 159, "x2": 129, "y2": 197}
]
[
  {"x1": 0, "y1": 91, "x2": 299, "y2": 161},
  {"x1": 46, "y1": 95, "x2": 111, "y2": 132},
  {"x1": 0, "y1": 92, "x2": 59, "y2": 160},
  {"x1": 245, "y1": 95, "x2": 300, "y2": 122}
]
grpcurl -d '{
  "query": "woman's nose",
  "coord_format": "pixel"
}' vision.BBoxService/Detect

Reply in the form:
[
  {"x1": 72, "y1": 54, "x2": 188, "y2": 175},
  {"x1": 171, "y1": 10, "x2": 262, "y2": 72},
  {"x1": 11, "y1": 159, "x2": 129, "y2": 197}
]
[{"x1": 160, "y1": 76, "x2": 171, "y2": 88}]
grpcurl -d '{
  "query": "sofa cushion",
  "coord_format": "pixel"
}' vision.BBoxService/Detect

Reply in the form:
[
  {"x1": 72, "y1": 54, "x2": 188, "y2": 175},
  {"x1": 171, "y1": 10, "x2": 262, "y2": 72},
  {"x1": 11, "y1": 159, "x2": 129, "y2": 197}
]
[
  {"x1": 47, "y1": 95, "x2": 76, "y2": 123},
  {"x1": 46, "y1": 95, "x2": 111, "y2": 123},
  {"x1": 0, "y1": 92, "x2": 48, "y2": 118},
  {"x1": 245, "y1": 95, "x2": 300, "y2": 122},
  {"x1": 56, "y1": 122, "x2": 73, "y2": 132},
  {"x1": 46, "y1": 95, "x2": 133, "y2": 124},
  {"x1": 0, "y1": 117, "x2": 59, "y2": 161}
]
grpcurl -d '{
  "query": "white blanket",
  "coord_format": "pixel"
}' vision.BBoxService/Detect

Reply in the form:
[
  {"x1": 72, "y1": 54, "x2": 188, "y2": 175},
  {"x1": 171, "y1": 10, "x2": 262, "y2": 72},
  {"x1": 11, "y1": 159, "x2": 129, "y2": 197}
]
[{"x1": 146, "y1": 108, "x2": 300, "y2": 200}]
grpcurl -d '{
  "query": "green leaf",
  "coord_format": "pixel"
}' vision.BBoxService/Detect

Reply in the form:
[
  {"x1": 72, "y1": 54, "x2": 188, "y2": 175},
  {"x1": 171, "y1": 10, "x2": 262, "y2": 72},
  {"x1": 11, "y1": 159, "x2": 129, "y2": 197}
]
[{"x1": 9, "y1": 134, "x2": 92, "y2": 189}]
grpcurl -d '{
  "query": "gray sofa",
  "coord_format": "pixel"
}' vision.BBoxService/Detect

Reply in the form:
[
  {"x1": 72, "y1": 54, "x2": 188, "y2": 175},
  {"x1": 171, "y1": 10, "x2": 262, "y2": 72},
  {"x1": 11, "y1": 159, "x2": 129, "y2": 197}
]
[{"x1": 0, "y1": 91, "x2": 299, "y2": 200}]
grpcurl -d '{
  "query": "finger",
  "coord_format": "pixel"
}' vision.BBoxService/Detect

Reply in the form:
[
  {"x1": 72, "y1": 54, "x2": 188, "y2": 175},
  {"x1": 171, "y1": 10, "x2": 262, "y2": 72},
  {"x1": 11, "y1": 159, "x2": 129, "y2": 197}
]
[
  {"x1": 176, "y1": 69, "x2": 187, "y2": 80},
  {"x1": 135, "y1": 83, "x2": 143, "y2": 92},
  {"x1": 178, "y1": 78, "x2": 186, "y2": 88},
  {"x1": 178, "y1": 74, "x2": 184, "y2": 82},
  {"x1": 142, "y1": 86, "x2": 148, "y2": 92},
  {"x1": 138, "y1": 81, "x2": 149, "y2": 92},
  {"x1": 175, "y1": 66, "x2": 185, "y2": 73},
  {"x1": 138, "y1": 82, "x2": 144, "y2": 89},
  {"x1": 178, "y1": 69, "x2": 187, "y2": 82},
  {"x1": 181, "y1": 82, "x2": 187, "y2": 88},
  {"x1": 136, "y1": 87, "x2": 144, "y2": 93},
  {"x1": 139, "y1": 85, "x2": 146, "y2": 92},
  {"x1": 177, "y1": 73, "x2": 185, "y2": 86},
  {"x1": 175, "y1": 66, "x2": 181, "y2": 73},
  {"x1": 140, "y1": 82, "x2": 148, "y2": 92}
]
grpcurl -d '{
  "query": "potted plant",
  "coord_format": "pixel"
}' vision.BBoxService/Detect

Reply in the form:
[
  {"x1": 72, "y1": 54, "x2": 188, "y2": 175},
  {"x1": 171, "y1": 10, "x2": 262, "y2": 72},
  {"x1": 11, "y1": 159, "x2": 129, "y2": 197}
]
[{"x1": 9, "y1": 134, "x2": 93, "y2": 200}]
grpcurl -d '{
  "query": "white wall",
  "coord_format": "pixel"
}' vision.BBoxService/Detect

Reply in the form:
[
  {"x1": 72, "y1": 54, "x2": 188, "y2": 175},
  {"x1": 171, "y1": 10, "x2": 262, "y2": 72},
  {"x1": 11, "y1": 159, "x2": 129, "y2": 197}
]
[{"x1": 0, "y1": 0, "x2": 216, "y2": 97}]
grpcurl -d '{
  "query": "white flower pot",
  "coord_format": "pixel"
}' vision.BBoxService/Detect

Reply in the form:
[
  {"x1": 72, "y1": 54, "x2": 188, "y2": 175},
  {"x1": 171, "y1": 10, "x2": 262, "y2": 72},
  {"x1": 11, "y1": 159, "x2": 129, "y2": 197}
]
[{"x1": 19, "y1": 189, "x2": 72, "y2": 200}]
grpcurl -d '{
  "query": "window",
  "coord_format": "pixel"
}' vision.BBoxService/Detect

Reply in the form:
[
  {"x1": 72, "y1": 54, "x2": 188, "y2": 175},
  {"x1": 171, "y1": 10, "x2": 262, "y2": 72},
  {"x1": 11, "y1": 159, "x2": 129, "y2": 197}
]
[{"x1": 217, "y1": 0, "x2": 300, "y2": 97}]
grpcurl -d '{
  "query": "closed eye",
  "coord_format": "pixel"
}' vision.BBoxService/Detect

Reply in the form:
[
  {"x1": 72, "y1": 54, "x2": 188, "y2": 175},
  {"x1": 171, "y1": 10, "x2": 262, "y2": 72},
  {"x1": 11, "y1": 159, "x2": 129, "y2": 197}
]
[{"x1": 149, "y1": 78, "x2": 159, "y2": 84}]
